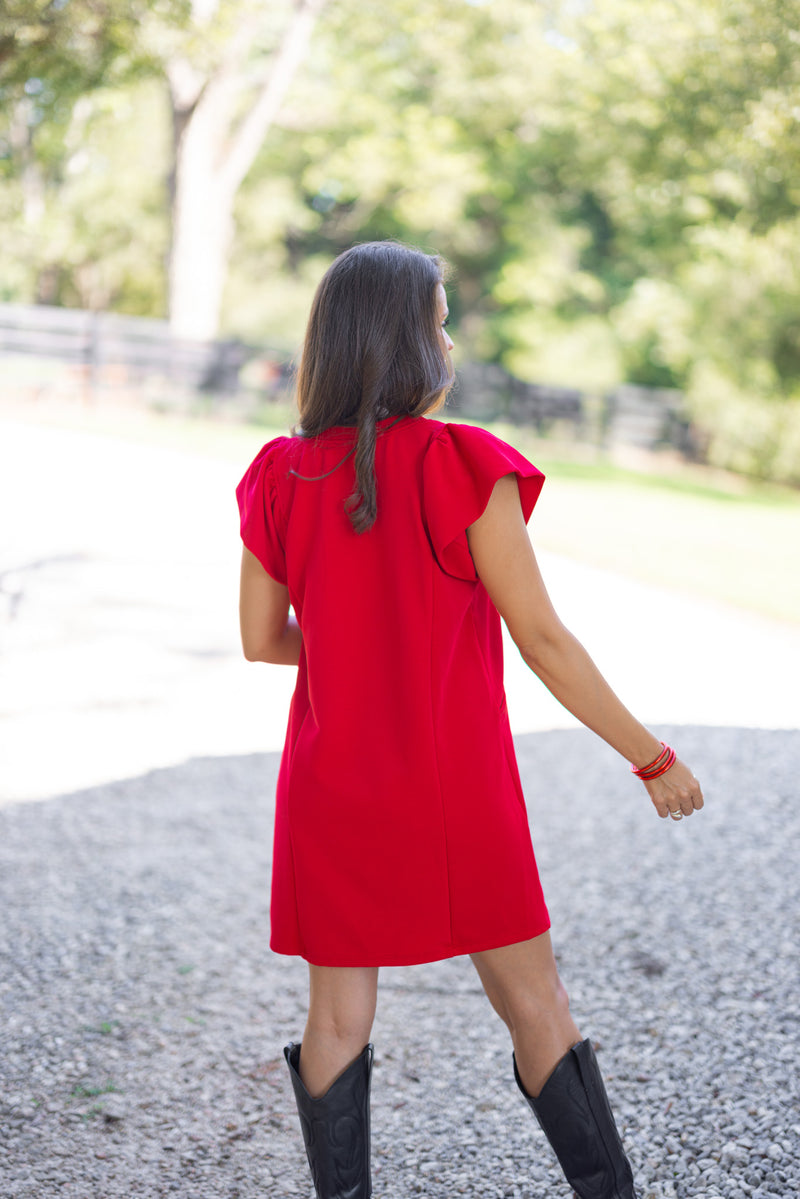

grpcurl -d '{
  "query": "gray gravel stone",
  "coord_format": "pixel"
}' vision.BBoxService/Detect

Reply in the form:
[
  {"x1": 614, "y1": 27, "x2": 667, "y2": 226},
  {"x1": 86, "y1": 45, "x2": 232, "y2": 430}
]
[{"x1": 1, "y1": 726, "x2": 799, "y2": 1197}]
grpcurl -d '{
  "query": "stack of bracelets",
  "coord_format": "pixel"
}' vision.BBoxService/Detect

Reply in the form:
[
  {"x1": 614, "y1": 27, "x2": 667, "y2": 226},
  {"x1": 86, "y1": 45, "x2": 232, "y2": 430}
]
[{"x1": 630, "y1": 742, "x2": 676, "y2": 781}]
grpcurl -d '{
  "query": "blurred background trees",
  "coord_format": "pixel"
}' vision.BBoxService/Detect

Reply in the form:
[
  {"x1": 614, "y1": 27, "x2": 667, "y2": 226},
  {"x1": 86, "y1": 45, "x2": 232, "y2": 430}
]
[{"x1": 1, "y1": 0, "x2": 799, "y2": 480}]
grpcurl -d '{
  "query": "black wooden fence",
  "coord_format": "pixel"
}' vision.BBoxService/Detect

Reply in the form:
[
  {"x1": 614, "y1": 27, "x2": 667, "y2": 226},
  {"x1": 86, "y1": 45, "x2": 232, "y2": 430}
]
[
  {"x1": 0, "y1": 302, "x2": 253, "y2": 393},
  {"x1": 453, "y1": 361, "x2": 699, "y2": 455},
  {"x1": 1, "y1": 302, "x2": 699, "y2": 455}
]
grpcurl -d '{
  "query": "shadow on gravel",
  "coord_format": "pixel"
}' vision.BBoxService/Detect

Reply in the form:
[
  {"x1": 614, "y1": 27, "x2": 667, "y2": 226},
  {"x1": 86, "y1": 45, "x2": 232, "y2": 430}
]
[{"x1": 1, "y1": 727, "x2": 798, "y2": 1199}]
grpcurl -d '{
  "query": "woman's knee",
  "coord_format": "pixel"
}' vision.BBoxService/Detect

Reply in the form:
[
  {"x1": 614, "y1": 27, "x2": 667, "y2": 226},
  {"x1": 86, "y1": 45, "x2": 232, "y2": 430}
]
[
  {"x1": 471, "y1": 936, "x2": 572, "y2": 1034},
  {"x1": 498, "y1": 970, "x2": 570, "y2": 1036},
  {"x1": 307, "y1": 1004, "x2": 374, "y2": 1047}
]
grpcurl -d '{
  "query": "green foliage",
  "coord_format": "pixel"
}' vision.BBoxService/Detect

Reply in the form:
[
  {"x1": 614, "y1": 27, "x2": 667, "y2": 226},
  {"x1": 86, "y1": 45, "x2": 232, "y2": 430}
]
[
  {"x1": 0, "y1": 1, "x2": 178, "y2": 308},
  {"x1": 2, "y1": 0, "x2": 800, "y2": 479},
  {"x1": 688, "y1": 363, "x2": 800, "y2": 485},
  {"x1": 0, "y1": 0, "x2": 171, "y2": 95},
  {"x1": 0, "y1": 80, "x2": 170, "y2": 309}
]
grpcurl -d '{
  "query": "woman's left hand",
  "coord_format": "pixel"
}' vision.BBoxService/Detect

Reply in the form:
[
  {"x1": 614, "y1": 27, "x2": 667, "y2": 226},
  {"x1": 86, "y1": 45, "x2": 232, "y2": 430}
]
[{"x1": 643, "y1": 757, "x2": 704, "y2": 820}]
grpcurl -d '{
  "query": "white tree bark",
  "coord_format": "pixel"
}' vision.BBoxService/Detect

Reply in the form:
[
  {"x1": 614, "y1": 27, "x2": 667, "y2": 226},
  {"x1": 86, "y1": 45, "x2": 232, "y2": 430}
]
[
  {"x1": 10, "y1": 100, "x2": 45, "y2": 228},
  {"x1": 167, "y1": 0, "x2": 328, "y2": 341}
]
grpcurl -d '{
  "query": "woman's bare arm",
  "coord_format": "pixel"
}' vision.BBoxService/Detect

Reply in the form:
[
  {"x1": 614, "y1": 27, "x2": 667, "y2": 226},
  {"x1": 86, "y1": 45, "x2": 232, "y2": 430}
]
[
  {"x1": 239, "y1": 547, "x2": 303, "y2": 666},
  {"x1": 466, "y1": 475, "x2": 703, "y2": 818}
]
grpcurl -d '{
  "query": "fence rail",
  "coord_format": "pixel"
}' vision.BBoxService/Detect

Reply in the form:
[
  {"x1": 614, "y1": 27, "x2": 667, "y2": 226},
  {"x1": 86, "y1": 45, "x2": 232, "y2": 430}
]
[
  {"x1": 453, "y1": 361, "x2": 699, "y2": 455},
  {"x1": 0, "y1": 302, "x2": 699, "y2": 456},
  {"x1": 0, "y1": 302, "x2": 253, "y2": 392}
]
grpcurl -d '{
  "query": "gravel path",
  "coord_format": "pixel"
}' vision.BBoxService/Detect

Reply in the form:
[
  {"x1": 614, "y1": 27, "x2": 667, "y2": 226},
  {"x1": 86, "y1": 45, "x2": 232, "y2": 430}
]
[{"x1": 2, "y1": 725, "x2": 798, "y2": 1199}]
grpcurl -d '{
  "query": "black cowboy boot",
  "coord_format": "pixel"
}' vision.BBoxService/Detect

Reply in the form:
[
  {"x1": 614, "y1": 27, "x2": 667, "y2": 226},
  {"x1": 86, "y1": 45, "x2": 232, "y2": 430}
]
[
  {"x1": 514, "y1": 1038, "x2": 637, "y2": 1199},
  {"x1": 284, "y1": 1041, "x2": 373, "y2": 1199}
]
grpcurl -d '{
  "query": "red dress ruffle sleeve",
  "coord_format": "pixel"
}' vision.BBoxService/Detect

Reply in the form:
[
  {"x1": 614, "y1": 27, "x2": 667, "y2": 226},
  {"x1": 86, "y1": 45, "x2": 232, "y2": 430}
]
[
  {"x1": 235, "y1": 438, "x2": 290, "y2": 585},
  {"x1": 422, "y1": 423, "x2": 545, "y2": 580}
]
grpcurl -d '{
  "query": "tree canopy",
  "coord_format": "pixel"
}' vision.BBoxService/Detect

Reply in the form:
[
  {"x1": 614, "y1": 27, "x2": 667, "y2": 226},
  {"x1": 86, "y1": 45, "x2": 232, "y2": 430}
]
[{"x1": 2, "y1": 0, "x2": 799, "y2": 480}]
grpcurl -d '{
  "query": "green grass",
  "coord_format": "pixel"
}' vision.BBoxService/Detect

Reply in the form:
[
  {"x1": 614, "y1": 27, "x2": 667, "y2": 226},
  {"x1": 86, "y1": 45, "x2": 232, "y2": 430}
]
[
  {"x1": 81, "y1": 1019, "x2": 121, "y2": 1036},
  {"x1": 491, "y1": 425, "x2": 800, "y2": 625},
  {"x1": 6, "y1": 397, "x2": 798, "y2": 624},
  {"x1": 532, "y1": 471, "x2": 799, "y2": 624},
  {"x1": 70, "y1": 1082, "x2": 119, "y2": 1098}
]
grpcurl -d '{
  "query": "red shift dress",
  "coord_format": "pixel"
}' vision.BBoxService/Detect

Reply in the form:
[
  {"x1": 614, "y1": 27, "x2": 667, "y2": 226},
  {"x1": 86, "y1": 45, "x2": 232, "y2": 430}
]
[{"x1": 236, "y1": 415, "x2": 551, "y2": 967}]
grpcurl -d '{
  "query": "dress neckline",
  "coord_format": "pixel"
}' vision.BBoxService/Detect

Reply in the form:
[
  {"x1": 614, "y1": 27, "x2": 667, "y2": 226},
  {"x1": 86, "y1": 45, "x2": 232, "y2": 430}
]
[{"x1": 299, "y1": 415, "x2": 414, "y2": 442}]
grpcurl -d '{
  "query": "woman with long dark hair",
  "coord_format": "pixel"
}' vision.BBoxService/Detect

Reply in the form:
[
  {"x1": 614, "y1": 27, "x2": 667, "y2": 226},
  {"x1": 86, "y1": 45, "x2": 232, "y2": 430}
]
[{"x1": 237, "y1": 241, "x2": 703, "y2": 1199}]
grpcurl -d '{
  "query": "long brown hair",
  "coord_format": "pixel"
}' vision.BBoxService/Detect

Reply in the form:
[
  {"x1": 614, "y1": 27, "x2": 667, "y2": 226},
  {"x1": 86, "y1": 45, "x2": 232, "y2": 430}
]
[{"x1": 295, "y1": 241, "x2": 453, "y2": 533}]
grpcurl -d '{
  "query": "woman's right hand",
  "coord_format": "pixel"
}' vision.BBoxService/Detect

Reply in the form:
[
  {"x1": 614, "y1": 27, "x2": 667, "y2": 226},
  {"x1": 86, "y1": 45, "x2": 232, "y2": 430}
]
[{"x1": 642, "y1": 757, "x2": 704, "y2": 820}]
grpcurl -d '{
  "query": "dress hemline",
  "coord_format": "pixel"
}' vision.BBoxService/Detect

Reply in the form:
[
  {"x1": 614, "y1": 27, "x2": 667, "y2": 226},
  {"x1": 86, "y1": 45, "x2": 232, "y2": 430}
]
[{"x1": 269, "y1": 915, "x2": 552, "y2": 968}]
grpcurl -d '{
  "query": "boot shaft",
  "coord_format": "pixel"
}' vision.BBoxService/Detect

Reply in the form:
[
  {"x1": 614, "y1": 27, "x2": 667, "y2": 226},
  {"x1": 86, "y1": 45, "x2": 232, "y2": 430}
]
[
  {"x1": 515, "y1": 1038, "x2": 637, "y2": 1199},
  {"x1": 285, "y1": 1041, "x2": 373, "y2": 1199}
]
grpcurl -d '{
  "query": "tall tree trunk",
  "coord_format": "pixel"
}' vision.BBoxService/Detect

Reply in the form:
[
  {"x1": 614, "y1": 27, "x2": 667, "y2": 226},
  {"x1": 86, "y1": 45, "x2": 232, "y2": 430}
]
[
  {"x1": 167, "y1": 0, "x2": 328, "y2": 341},
  {"x1": 168, "y1": 74, "x2": 237, "y2": 341},
  {"x1": 10, "y1": 100, "x2": 45, "y2": 228}
]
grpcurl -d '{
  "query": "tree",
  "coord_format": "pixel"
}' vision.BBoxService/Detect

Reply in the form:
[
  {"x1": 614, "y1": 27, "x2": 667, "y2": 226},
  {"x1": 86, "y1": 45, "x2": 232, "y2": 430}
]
[
  {"x1": 4, "y1": 0, "x2": 800, "y2": 483},
  {"x1": 0, "y1": 0, "x2": 183, "y2": 306},
  {"x1": 0, "y1": 0, "x2": 328, "y2": 334},
  {"x1": 162, "y1": 0, "x2": 329, "y2": 339}
]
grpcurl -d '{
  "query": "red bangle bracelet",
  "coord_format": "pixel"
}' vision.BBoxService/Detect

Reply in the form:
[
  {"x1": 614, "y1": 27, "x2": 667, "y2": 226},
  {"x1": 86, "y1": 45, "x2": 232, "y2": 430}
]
[
  {"x1": 637, "y1": 744, "x2": 669, "y2": 771},
  {"x1": 631, "y1": 743, "x2": 668, "y2": 776},
  {"x1": 631, "y1": 742, "x2": 676, "y2": 780},
  {"x1": 639, "y1": 750, "x2": 676, "y2": 780},
  {"x1": 632, "y1": 749, "x2": 676, "y2": 780},
  {"x1": 633, "y1": 751, "x2": 676, "y2": 780}
]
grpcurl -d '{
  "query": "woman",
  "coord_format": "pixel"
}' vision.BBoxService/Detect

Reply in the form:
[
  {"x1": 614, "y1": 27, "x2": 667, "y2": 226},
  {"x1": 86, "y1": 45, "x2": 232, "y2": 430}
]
[{"x1": 237, "y1": 241, "x2": 703, "y2": 1199}]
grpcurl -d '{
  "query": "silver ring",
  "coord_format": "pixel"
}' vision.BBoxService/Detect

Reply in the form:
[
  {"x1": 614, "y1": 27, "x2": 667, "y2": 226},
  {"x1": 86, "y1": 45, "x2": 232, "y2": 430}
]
[{"x1": 669, "y1": 810, "x2": 683, "y2": 820}]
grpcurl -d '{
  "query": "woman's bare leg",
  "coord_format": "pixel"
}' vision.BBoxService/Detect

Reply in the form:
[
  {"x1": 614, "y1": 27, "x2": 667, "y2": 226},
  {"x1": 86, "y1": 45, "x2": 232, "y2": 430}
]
[
  {"x1": 299, "y1": 965, "x2": 379, "y2": 1097},
  {"x1": 471, "y1": 931, "x2": 580, "y2": 1097}
]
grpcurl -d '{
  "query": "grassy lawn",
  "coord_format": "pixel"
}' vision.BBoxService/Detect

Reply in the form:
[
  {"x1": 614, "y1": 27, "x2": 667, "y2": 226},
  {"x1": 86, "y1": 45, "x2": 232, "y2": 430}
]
[
  {"x1": 493, "y1": 424, "x2": 800, "y2": 626},
  {"x1": 531, "y1": 467, "x2": 799, "y2": 624},
  {"x1": 6, "y1": 396, "x2": 799, "y2": 625}
]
